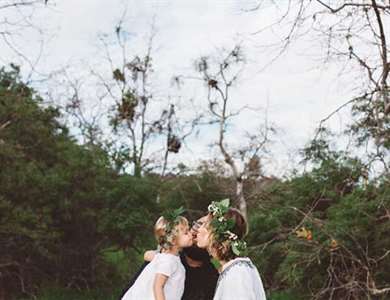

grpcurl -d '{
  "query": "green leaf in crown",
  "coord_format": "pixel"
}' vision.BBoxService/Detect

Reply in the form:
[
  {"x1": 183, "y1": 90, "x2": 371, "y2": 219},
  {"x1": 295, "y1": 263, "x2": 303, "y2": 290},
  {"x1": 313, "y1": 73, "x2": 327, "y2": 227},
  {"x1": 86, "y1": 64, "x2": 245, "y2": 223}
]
[
  {"x1": 232, "y1": 240, "x2": 248, "y2": 256},
  {"x1": 160, "y1": 206, "x2": 186, "y2": 248},
  {"x1": 208, "y1": 198, "x2": 230, "y2": 217},
  {"x1": 163, "y1": 206, "x2": 185, "y2": 225},
  {"x1": 208, "y1": 198, "x2": 248, "y2": 256}
]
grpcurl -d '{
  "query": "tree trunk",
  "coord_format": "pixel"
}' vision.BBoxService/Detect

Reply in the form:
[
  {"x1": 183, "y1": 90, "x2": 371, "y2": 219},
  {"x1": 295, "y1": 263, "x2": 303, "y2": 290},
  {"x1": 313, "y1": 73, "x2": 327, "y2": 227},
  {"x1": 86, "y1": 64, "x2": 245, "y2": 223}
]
[
  {"x1": 134, "y1": 162, "x2": 142, "y2": 178},
  {"x1": 236, "y1": 177, "x2": 247, "y2": 220}
]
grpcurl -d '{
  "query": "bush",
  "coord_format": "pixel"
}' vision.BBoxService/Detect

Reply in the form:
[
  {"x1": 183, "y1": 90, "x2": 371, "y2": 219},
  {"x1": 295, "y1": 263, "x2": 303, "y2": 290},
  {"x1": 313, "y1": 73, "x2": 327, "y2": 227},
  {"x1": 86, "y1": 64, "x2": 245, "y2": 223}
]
[{"x1": 247, "y1": 152, "x2": 390, "y2": 299}]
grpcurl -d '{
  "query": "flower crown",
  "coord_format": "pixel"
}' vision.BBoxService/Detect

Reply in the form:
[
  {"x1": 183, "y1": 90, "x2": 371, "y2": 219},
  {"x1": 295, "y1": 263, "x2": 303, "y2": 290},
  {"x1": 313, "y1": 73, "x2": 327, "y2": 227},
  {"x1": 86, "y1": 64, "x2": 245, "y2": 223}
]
[
  {"x1": 159, "y1": 207, "x2": 186, "y2": 249},
  {"x1": 207, "y1": 199, "x2": 247, "y2": 256}
]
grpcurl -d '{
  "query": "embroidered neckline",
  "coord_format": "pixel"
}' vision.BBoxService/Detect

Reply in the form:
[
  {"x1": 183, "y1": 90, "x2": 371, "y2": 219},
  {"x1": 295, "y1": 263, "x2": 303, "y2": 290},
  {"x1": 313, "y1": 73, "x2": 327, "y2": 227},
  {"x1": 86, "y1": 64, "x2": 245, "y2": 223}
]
[{"x1": 220, "y1": 257, "x2": 250, "y2": 273}]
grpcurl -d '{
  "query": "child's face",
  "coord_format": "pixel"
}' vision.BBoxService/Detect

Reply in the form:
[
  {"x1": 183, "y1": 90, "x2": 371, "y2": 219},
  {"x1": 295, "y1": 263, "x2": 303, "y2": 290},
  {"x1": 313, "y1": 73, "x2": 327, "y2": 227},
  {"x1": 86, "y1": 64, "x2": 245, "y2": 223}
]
[{"x1": 175, "y1": 224, "x2": 193, "y2": 248}]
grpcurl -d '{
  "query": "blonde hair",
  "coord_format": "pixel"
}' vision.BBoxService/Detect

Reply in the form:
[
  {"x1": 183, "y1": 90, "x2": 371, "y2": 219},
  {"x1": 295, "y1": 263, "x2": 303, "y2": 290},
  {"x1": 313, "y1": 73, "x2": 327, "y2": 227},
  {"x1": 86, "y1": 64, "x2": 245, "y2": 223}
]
[{"x1": 154, "y1": 216, "x2": 189, "y2": 250}]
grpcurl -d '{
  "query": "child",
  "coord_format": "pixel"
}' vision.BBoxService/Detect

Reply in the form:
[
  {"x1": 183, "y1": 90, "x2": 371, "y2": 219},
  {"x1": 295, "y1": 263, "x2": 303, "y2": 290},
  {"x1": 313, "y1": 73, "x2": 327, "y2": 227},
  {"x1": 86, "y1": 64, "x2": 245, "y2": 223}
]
[{"x1": 122, "y1": 213, "x2": 193, "y2": 300}]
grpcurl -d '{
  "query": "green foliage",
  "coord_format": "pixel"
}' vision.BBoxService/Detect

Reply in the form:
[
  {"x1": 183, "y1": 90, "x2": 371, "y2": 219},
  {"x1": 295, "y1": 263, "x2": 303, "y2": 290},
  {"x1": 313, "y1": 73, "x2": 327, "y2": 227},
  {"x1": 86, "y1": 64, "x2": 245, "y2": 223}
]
[
  {"x1": 247, "y1": 142, "x2": 390, "y2": 299},
  {"x1": 100, "y1": 174, "x2": 159, "y2": 250},
  {"x1": 0, "y1": 67, "x2": 159, "y2": 298},
  {"x1": 2, "y1": 66, "x2": 389, "y2": 299},
  {"x1": 158, "y1": 168, "x2": 232, "y2": 215}
]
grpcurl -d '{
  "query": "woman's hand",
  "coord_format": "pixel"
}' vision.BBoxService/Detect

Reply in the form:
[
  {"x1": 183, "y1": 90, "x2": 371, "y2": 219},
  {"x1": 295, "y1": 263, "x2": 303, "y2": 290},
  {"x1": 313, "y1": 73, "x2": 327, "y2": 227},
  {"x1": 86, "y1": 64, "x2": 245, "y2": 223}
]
[{"x1": 153, "y1": 273, "x2": 168, "y2": 300}]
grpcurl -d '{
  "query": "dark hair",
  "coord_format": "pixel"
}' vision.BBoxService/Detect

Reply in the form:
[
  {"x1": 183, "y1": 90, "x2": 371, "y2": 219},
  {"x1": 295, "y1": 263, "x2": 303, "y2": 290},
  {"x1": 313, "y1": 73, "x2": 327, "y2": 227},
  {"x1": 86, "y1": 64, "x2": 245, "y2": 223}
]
[
  {"x1": 182, "y1": 245, "x2": 211, "y2": 262},
  {"x1": 207, "y1": 208, "x2": 247, "y2": 261}
]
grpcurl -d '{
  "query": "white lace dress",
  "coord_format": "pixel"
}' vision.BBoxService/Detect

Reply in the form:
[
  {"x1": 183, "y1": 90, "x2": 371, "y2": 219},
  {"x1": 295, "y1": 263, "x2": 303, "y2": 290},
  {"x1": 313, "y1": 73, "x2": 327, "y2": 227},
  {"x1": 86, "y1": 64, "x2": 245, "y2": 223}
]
[
  {"x1": 213, "y1": 257, "x2": 266, "y2": 300},
  {"x1": 121, "y1": 253, "x2": 185, "y2": 300}
]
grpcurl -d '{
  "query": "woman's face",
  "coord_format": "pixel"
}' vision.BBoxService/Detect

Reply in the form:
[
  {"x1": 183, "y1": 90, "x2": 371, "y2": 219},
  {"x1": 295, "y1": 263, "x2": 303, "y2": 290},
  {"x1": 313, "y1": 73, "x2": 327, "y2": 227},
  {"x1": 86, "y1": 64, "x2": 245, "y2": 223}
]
[
  {"x1": 190, "y1": 215, "x2": 208, "y2": 246},
  {"x1": 195, "y1": 215, "x2": 212, "y2": 249}
]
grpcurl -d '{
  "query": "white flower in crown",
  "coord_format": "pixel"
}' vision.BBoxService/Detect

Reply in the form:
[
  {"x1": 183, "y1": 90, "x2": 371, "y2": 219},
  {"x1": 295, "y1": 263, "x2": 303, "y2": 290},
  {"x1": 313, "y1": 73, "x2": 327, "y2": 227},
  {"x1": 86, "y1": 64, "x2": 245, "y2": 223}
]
[
  {"x1": 208, "y1": 203, "x2": 222, "y2": 216},
  {"x1": 209, "y1": 204, "x2": 214, "y2": 211},
  {"x1": 208, "y1": 204, "x2": 215, "y2": 215},
  {"x1": 218, "y1": 216, "x2": 224, "y2": 222},
  {"x1": 226, "y1": 230, "x2": 238, "y2": 240}
]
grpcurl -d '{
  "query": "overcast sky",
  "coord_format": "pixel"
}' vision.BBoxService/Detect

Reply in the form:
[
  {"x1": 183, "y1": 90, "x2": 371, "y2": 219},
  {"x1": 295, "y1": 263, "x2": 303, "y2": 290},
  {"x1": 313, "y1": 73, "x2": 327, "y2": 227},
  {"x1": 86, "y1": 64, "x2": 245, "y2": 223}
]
[{"x1": 1, "y1": 0, "x2": 356, "y2": 176}]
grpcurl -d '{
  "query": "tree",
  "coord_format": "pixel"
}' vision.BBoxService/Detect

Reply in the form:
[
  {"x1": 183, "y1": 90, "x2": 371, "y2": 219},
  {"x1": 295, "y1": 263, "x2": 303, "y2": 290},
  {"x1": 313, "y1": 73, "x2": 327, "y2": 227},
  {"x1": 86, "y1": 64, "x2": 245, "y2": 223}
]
[
  {"x1": 250, "y1": 0, "x2": 389, "y2": 171},
  {"x1": 194, "y1": 45, "x2": 273, "y2": 219},
  {"x1": 0, "y1": 1, "x2": 51, "y2": 77},
  {"x1": 89, "y1": 20, "x2": 202, "y2": 177},
  {"x1": 247, "y1": 139, "x2": 390, "y2": 299},
  {"x1": 0, "y1": 65, "x2": 158, "y2": 298}
]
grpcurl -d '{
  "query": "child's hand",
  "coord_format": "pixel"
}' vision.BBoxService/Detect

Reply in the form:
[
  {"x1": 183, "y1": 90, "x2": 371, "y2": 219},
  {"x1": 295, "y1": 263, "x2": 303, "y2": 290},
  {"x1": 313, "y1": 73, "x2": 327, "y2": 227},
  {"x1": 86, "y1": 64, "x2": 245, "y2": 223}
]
[{"x1": 144, "y1": 250, "x2": 157, "y2": 262}]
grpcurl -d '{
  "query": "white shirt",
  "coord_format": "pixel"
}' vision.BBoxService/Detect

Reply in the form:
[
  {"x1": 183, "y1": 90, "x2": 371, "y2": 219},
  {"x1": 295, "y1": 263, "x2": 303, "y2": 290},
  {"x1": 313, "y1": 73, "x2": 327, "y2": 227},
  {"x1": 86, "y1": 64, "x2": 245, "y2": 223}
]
[
  {"x1": 213, "y1": 257, "x2": 266, "y2": 300},
  {"x1": 122, "y1": 253, "x2": 186, "y2": 300}
]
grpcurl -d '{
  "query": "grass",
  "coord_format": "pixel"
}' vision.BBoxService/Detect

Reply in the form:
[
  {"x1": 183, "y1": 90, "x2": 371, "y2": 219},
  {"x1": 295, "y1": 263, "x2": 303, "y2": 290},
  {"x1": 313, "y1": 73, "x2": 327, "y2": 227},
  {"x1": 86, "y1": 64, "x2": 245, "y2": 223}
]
[
  {"x1": 20, "y1": 289, "x2": 302, "y2": 300},
  {"x1": 19, "y1": 287, "x2": 122, "y2": 300},
  {"x1": 17, "y1": 248, "x2": 301, "y2": 300},
  {"x1": 17, "y1": 248, "x2": 144, "y2": 300}
]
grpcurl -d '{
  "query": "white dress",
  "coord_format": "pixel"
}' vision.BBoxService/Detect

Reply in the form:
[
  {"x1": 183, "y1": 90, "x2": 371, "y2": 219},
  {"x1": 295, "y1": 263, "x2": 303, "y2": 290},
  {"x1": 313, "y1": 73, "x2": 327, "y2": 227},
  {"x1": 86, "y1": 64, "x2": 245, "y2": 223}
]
[
  {"x1": 121, "y1": 253, "x2": 186, "y2": 300},
  {"x1": 213, "y1": 257, "x2": 266, "y2": 300}
]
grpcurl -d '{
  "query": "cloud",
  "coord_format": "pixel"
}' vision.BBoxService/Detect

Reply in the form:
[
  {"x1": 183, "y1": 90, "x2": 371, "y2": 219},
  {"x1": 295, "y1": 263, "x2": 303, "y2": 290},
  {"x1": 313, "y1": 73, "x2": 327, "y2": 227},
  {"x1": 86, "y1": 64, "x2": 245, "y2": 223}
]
[{"x1": 1, "y1": 0, "x2": 356, "y2": 175}]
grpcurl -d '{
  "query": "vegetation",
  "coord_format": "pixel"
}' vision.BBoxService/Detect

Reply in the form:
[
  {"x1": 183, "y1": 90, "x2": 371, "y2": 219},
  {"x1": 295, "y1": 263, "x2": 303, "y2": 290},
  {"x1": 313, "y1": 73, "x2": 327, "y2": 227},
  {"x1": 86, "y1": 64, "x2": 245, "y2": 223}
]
[{"x1": 0, "y1": 67, "x2": 388, "y2": 299}]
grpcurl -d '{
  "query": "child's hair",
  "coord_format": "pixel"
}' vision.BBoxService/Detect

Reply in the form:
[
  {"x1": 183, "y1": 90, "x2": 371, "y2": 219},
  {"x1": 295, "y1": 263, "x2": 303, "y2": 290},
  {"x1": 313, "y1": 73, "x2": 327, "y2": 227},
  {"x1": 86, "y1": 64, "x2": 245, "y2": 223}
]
[
  {"x1": 154, "y1": 216, "x2": 189, "y2": 250},
  {"x1": 206, "y1": 208, "x2": 247, "y2": 261}
]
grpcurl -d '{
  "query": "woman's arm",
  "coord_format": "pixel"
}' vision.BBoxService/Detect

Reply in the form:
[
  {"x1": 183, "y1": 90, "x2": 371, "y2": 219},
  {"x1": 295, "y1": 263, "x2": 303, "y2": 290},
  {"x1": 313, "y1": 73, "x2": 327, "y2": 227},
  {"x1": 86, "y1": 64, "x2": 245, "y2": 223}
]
[{"x1": 153, "y1": 273, "x2": 168, "y2": 300}]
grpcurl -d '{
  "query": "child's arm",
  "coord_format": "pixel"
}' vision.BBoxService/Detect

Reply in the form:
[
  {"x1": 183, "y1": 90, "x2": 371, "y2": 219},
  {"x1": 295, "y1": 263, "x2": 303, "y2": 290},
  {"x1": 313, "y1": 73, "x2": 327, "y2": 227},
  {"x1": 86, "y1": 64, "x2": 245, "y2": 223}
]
[
  {"x1": 153, "y1": 273, "x2": 168, "y2": 300},
  {"x1": 144, "y1": 250, "x2": 157, "y2": 262}
]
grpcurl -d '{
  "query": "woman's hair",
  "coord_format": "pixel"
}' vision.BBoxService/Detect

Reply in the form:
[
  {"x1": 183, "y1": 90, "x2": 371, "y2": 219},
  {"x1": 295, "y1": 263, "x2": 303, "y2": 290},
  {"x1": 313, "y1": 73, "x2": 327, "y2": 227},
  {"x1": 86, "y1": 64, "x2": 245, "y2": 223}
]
[
  {"x1": 206, "y1": 208, "x2": 247, "y2": 261},
  {"x1": 154, "y1": 216, "x2": 189, "y2": 250}
]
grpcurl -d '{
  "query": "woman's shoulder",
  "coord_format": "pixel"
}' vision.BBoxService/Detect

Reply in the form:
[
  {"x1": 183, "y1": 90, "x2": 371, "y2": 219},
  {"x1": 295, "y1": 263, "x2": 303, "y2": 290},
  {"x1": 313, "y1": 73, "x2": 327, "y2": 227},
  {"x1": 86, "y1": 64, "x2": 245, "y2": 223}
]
[
  {"x1": 215, "y1": 258, "x2": 266, "y2": 300},
  {"x1": 220, "y1": 257, "x2": 256, "y2": 279}
]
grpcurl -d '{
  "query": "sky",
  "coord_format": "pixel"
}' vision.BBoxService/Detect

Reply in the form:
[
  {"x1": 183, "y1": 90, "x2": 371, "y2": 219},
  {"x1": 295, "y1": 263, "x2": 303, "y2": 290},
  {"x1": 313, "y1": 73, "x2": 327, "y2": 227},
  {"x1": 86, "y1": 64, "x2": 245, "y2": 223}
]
[{"x1": 0, "y1": 0, "x2": 357, "y2": 177}]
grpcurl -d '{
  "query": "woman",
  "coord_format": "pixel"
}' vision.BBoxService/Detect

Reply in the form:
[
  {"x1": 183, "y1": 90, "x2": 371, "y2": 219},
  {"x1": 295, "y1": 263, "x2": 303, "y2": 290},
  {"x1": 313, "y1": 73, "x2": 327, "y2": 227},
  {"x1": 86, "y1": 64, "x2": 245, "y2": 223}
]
[{"x1": 196, "y1": 199, "x2": 266, "y2": 300}]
